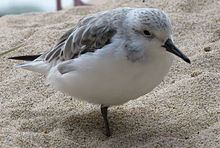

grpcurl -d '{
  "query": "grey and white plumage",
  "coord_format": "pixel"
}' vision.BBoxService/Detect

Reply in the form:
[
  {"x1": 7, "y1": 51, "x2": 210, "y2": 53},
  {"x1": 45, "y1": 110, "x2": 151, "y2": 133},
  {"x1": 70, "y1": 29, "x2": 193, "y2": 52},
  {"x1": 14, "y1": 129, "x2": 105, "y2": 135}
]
[{"x1": 10, "y1": 8, "x2": 190, "y2": 136}]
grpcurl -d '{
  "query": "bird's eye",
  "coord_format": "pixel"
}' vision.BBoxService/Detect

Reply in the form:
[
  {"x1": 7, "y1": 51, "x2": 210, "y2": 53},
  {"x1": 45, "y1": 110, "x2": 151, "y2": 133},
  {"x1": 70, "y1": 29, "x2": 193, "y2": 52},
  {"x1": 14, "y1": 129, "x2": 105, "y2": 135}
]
[{"x1": 143, "y1": 30, "x2": 151, "y2": 36}]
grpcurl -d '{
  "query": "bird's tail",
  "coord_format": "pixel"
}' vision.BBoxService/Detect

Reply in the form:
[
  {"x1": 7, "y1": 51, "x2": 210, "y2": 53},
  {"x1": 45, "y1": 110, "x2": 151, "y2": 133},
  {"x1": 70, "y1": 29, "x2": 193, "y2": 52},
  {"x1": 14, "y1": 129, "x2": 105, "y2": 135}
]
[
  {"x1": 8, "y1": 54, "x2": 41, "y2": 61},
  {"x1": 9, "y1": 54, "x2": 49, "y2": 75}
]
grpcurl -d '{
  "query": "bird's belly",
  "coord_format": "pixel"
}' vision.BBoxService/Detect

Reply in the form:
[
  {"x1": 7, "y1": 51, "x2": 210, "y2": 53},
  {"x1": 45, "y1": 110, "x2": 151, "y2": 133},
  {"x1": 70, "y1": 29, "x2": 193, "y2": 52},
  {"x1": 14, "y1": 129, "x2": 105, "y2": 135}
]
[{"x1": 48, "y1": 50, "x2": 173, "y2": 106}]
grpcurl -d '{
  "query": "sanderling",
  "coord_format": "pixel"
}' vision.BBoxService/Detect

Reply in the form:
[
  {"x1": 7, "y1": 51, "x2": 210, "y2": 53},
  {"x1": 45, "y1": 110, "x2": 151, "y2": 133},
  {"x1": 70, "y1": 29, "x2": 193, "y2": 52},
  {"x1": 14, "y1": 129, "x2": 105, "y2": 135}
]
[{"x1": 9, "y1": 8, "x2": 190, "y2": 137}]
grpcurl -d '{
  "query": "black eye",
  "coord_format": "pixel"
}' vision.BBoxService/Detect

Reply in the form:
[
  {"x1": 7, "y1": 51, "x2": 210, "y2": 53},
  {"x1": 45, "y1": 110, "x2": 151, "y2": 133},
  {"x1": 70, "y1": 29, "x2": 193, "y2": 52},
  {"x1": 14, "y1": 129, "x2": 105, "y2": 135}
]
[{"x1": 143, "y1": 30, "x2": 151, "y2": 36}]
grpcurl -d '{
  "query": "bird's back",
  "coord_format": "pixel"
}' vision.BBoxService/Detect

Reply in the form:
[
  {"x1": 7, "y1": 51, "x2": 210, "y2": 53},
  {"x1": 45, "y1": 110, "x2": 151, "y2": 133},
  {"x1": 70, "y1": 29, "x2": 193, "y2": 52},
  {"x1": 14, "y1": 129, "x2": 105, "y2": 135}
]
[{"x1": 16, "y1": 8, "x2": 133, "y2": 74}]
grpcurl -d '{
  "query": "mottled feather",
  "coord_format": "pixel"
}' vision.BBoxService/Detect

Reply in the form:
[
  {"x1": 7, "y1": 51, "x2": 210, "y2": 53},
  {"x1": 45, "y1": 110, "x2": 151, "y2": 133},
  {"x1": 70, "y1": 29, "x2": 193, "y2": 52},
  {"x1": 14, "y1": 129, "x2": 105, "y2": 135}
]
[{"x1": 42, "y1": 9, "x2": 125, "y2": 64}]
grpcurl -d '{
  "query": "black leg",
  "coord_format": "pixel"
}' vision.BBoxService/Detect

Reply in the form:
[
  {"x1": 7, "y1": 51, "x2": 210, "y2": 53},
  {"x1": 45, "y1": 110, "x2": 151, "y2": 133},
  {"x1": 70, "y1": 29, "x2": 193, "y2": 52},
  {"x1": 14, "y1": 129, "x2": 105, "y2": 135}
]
[{"x1": 101, "y1": 105, "x2": 111, "y2": 137}]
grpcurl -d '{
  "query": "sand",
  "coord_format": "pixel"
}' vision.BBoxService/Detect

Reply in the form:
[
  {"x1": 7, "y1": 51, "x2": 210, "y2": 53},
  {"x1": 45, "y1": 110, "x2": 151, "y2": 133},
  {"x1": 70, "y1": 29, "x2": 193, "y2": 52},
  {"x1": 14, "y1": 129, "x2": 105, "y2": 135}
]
[{"x1": 0, "y1": 0, "x2": 219, "y2": 147}]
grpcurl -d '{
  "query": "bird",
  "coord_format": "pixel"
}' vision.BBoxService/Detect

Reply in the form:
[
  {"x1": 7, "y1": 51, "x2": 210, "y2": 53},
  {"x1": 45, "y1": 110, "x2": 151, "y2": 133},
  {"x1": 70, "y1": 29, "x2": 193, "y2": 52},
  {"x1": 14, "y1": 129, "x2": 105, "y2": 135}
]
[{"x1": 9, "y1": 8, "x2": 191, "y2": 137}]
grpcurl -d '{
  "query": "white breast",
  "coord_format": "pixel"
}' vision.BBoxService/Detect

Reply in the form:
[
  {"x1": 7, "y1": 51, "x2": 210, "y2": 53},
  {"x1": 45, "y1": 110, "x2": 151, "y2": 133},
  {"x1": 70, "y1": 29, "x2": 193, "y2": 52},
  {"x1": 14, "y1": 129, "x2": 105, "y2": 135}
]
[{"x1": 46, "y1": 43, "x2": 173, "y2": 106}]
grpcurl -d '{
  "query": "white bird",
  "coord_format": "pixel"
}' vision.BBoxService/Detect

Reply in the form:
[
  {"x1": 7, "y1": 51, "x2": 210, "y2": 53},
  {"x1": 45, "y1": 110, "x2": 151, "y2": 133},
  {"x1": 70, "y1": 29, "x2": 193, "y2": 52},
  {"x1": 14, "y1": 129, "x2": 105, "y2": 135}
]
[{"x1": 9, "y1": 8, "x2": 190, "y2": 137}]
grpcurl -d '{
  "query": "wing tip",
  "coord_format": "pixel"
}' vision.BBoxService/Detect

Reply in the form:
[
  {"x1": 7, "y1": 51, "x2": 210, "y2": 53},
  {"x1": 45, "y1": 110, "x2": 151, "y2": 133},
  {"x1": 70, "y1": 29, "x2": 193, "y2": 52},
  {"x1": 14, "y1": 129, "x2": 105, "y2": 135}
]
[{"x1": 8, "y1": 55, "x2": 42, "y2": 61}]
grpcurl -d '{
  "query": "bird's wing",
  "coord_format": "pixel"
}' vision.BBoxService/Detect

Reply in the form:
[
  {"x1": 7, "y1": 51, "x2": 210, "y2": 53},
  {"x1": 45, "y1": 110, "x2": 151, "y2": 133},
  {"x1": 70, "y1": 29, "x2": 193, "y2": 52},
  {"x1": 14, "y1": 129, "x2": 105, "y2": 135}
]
[{"x1": 42, "y1": 11, "x2": 118, "y2": 63}]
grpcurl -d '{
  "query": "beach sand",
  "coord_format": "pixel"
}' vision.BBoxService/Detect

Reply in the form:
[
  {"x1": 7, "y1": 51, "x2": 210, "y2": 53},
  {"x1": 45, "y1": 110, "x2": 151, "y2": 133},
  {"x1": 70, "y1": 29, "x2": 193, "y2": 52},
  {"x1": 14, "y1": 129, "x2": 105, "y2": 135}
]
[{"x1": 0, "y1": 0, "x2": 219, "y2": 147}]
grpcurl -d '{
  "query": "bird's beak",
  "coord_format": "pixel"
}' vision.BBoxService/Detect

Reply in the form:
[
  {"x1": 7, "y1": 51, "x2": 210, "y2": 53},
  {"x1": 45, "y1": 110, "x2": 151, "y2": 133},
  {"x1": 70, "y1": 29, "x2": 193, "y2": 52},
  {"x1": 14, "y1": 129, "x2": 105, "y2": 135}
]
[{"x1": 162, "y1": 39, "x2": 191, "y2": 64}]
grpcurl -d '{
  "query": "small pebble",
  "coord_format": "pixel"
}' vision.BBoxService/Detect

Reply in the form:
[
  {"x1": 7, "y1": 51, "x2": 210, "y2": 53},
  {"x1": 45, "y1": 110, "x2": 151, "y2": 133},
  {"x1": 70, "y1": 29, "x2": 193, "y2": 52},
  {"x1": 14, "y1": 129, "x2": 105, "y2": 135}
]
[
  {"x1": 191, "y1": 71, "x2": 202, "y2": 77},
  {"x1": 203, "y1": 47, "x2": 211, "y2": 52}
]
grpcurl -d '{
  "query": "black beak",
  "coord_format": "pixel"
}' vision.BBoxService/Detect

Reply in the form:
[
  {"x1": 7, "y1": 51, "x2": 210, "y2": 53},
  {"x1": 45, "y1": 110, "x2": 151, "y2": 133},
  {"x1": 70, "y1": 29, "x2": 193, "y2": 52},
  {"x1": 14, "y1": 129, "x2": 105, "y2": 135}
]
[{"x1": 162, "y1": 39, "x2": 191, "y2": 64}]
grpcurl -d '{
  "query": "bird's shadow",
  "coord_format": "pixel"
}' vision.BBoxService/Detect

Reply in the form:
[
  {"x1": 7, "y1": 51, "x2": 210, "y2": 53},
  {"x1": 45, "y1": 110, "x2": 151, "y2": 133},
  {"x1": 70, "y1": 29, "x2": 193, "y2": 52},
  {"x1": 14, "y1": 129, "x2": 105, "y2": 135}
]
[
  {"x1": 17, "y1": 105, "x2": 196, "y2": 146},
  {"x1": 59, "y1": 106, "x2": 194, "y2": 145},
  {"x1": 59, "y1": 108, "x2": 136, "y2": 139}
]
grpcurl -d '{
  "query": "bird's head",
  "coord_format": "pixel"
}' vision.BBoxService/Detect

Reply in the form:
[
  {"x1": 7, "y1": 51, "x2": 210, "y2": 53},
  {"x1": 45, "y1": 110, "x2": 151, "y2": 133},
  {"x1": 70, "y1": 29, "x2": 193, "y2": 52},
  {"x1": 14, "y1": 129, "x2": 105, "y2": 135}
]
[{"x1": 124, "y1": 8, "x2": 190, "y2": 64}]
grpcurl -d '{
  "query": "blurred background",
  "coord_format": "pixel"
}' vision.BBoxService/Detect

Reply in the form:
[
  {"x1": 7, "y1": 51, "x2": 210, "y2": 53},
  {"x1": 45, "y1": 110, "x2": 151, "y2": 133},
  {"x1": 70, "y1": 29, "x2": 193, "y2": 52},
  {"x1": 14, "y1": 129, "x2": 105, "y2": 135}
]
[{"x1": 0, "y1": 0, "x2": 91, "y2": 16}]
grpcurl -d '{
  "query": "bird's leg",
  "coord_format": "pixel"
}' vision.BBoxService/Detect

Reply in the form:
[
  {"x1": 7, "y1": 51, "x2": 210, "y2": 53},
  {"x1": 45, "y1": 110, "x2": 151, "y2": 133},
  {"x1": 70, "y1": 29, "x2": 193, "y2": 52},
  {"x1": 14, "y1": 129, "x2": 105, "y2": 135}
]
[{"x1": 101, "y1": 105, "x2": 111, "y2": 137}]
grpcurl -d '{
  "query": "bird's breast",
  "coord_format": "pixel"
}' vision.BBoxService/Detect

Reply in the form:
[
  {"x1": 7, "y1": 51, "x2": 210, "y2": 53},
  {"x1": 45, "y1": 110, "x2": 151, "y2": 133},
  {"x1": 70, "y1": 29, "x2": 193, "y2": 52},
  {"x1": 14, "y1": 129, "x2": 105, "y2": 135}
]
[{"x1": 47, "y1": 47, "x2": 173, "y2": 105}]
